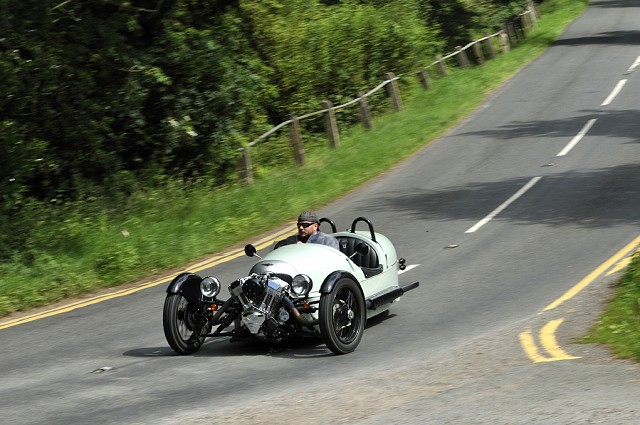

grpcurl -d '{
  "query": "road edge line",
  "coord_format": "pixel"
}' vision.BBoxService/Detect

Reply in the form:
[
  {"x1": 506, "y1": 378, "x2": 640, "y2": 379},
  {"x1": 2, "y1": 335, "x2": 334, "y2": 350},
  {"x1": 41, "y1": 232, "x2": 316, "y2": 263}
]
[{"x1": 543, "y1": 234, "x2": 640, "y2": 312}]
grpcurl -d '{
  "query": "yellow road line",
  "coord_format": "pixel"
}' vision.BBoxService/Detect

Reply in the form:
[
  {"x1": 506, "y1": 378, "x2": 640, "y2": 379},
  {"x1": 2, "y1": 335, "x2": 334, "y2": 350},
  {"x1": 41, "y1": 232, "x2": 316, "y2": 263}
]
[
  {"x1": 539, "y1": 318, "x2": 580, "y2": 360},
  {"x1": 543, "y1": 234, "x2": 640, "y2": 312},
  {"x1": 519, "y1": 319, "x2": 580, "y2": 363},
  {"x1": 520, "y1": 234, "x2": 640, "y2": 363},
  {"x1": 0, "y1": 226, "x2": 295, "y2": 330},
  {"x1": 606, "y1": 255, "x2": 635, "y2": 276},
  {"x1": 519, "y1": 328, "x2": 549, "y2": 363}
]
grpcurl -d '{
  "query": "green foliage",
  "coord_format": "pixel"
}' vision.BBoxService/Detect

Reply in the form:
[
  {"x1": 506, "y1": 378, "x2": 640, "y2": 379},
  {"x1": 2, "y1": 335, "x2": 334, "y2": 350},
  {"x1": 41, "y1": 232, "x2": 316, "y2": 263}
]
[
  {"x1": 241, "y1": 0, "x2": 441, "y2": 119},
  {"x1": 0, "y1": 0, "x2": 273, "y2": 198},
  {"x1": 412, "y1": 0, "x2": 530, "y2": 49},
  {"x1": 1, "y1": 0, "x2": 526, "y2": 225}
]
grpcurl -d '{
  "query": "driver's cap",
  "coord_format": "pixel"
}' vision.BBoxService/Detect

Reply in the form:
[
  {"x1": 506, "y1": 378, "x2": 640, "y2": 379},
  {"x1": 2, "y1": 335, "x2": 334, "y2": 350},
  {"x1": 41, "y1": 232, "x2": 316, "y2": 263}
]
[{"x1": 298, "y1": 210, "x2": 319, "y2": 223}]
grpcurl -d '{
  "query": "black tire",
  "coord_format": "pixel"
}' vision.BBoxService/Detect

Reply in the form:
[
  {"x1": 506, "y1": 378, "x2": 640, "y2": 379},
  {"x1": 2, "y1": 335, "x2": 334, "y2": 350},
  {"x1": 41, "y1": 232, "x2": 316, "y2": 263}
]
[
  {"x1": 319, "y1": 277, "x2": 366, "y2": 355},
  {"x1": 163, "y1": 293, "x2": 210, "y2": 354}
]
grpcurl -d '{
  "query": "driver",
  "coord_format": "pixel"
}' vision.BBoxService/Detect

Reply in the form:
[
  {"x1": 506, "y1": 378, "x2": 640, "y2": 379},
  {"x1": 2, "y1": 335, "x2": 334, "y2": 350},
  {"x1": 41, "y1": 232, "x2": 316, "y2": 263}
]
[{"x1": 274, "y1": 210, "x2": 339, "y2": 250}]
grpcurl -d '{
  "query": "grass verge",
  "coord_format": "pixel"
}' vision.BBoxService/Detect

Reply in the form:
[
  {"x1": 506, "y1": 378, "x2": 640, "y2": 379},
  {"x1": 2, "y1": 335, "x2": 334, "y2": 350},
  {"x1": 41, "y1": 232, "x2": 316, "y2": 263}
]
[
  {"x1": 0, "y1": 0, "x2": 589, "y2": 318},
  {"x1": 582, "y1": 252, "x2": 640, "y2": 361}
]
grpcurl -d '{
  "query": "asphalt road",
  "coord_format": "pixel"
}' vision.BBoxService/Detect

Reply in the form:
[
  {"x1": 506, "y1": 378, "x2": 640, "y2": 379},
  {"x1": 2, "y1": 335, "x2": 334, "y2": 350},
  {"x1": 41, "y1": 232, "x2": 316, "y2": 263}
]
[{"x1": 2, "y1": 1, "x2": 640, "y2": 423}]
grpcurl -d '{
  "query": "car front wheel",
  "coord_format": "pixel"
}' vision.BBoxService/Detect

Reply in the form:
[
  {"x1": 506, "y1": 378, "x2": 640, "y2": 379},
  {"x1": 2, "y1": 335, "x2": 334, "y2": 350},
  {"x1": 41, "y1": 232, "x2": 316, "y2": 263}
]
[
  {"x1": 319, "y1": 277, "x2": 366, "y2": 355},
  {"x1": 163, "y1": 293, "x2": 210, "y2": 354}
]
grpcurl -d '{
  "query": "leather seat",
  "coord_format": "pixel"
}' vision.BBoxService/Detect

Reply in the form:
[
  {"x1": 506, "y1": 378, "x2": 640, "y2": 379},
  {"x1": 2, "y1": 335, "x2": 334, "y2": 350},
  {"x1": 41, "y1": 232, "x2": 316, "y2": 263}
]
[{"x1": 337, "y1": 237, "x2": 382, "y2": 277}]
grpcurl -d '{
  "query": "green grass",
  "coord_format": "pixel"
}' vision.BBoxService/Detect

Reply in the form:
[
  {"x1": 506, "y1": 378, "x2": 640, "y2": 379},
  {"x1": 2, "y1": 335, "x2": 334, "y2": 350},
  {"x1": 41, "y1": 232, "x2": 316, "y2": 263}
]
[
  {"x1": 0, "y1": 0, "x2": 590, "y2": 318},
  {"x1": 582, "y1": 253, "x2": 640, "y2": 360}
]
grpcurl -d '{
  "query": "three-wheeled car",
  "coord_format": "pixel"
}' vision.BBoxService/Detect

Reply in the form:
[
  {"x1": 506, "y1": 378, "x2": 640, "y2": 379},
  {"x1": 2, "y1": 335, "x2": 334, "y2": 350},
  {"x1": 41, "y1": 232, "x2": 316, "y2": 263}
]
[{"x1": 163, "y1": 217, "x2": 418, "y2": 355}]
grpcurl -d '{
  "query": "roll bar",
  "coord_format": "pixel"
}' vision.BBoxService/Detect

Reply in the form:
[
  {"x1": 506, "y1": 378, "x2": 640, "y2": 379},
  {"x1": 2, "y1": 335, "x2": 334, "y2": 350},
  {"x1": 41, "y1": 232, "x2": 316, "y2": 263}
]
[
  {"x1": 349, "y1": 217, "x2": 376, "y2": 242},
  {"x1": 319, "y1": 217, "x2": 337, "y2": 233}
]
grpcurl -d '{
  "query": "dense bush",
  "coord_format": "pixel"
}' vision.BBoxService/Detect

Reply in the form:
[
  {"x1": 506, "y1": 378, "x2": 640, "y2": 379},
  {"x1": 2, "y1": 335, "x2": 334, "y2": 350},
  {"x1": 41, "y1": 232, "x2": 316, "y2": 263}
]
[{"x1": 0, "y1": 0, "x2": 531, "y2": 262}]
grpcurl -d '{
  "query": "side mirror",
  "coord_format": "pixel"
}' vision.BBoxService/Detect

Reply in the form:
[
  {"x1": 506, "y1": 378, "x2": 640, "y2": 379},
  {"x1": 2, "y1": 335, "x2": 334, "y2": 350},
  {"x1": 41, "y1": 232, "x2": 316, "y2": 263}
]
[{"x1": 244, "y1": 244, "x2": 260, "y2": 258}]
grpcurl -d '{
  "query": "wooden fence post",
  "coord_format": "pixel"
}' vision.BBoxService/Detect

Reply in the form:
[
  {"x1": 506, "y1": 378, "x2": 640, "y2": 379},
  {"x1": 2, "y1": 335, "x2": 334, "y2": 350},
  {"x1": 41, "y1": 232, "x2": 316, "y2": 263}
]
[
  {"x1": 418, "y1": 69, "x2": 431, "y2": 90},
  {"x1": 484, "y1": 32, "x2": 497, "y2": 60},
  {"x1": 436, "y1": 56, "x2": 447, "y2": 76},
  {"x1": 499, "y1": 30, "x2": 511, "y2": 53},
  {"x1": 471, "y1": 42, "x2": 484, "y2": 65},
  {"x1": 505, "y1": 21, "x2": 519, "y2": 45},
  {"x1": 358, "y1": 92, "x2": 372, "y2": 130},
  {"x1": 323, "y1": 100, "x2": 340, "y2": 149},
  {"x1": 528, "y1": 0, "x2": 539, "y2": 23},
  {"x1": 239, "y1": 146, "x2": 254, "y2": 184},
  {"x1": 521, "y1": 11, "x2": 532, "y2": 35},
  {"x1": 456, "y1": 46, "x2": 470, "y2": 68},
  {"x1": 385, "y1": 72, "x2": 403, "y2": 112},
  {"x1": 289, "y1": 116, "x2": 305, "y2": 166}
]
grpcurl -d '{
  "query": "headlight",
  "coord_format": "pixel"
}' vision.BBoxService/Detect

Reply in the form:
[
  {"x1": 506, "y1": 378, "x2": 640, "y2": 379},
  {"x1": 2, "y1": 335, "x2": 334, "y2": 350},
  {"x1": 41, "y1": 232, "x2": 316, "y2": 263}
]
[
  {"x1": 291, "y1": 274, "x2": 312, "y2": 296},
  {"x1": 200, "y1": 276, "x2": 221, "y2": 298}
]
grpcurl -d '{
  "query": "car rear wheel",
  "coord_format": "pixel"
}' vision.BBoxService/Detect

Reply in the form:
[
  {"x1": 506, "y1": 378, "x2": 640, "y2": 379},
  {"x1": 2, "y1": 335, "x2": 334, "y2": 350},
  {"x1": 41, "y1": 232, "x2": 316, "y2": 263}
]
[{"x1": 319, "y1": 277, "x2": 365, "y2": 355}]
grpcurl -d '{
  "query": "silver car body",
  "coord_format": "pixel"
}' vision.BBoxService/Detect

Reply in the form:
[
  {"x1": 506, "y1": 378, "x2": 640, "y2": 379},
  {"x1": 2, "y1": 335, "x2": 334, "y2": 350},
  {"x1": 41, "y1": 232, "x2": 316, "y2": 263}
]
[{"x1": 250, "y1": 230, "x2": 402, "y2": 320}]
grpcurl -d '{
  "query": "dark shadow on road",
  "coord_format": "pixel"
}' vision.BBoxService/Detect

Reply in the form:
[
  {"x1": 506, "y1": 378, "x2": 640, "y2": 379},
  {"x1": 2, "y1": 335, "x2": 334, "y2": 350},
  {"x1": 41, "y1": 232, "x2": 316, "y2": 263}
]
[
  {"x1": 369, "y1": 163, "x2": 640, "y2": 229},
  {"x1": 123, "y1": 346, "x2": 178, "y2": 357},
  {"x1": 125, "y1": 313, "x2": 396, "y2": 359},
  {"x1": 124, "y1": 337, "x2": 335, "y2": 359},
  {"x1": 198, "y1": 337, "x2": 334, "y2": 359},
  {"x1": 554, "y1": 30, "x2": 640, "y2": 46},
  {"x1": 458, "y1": 110, "x2": 640, "y2": 143},
  {"x1": 590, "y1": 0, "x2": 640, "y2": 8},
  {"x1": 365, "y1": 309, "x2": 395, "y2": 328}
]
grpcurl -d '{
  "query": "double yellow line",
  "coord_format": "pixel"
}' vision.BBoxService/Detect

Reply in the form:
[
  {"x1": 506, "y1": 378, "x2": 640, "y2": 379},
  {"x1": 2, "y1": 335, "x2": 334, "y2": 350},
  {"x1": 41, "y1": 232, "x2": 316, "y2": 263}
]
[
  {"x1": 519, "y1": 319, "x2": 580, "y2": 363},
  {"x1": 0, "y1": 226, "x2": 294, "y2": 330},
  {"x1": 519, "y1": 234, "x2": 640, "y2": 363}
]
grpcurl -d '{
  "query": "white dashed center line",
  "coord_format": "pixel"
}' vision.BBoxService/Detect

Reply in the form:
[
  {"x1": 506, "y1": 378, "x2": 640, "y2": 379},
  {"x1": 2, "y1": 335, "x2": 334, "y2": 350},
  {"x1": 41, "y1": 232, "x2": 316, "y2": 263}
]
[
  {"x1": 601, "y1": 79, "x2": 627, "y2": 106},
  {"x1": 625, "y1": 55, "x2": 640, "y2": 74},
  {"x1": 465, "y1": 176, "x2": 543, "y2": 234},
  {"x1": 556, "y1": 118, "x2": 597, "y2": 157}
]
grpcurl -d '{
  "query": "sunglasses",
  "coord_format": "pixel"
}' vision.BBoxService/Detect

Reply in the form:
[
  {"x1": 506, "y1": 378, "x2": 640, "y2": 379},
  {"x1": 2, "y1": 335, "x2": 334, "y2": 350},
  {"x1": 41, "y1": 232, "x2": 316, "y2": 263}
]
[{"x1": 297, "y1": 222, "x2": 316, "y2": 228}]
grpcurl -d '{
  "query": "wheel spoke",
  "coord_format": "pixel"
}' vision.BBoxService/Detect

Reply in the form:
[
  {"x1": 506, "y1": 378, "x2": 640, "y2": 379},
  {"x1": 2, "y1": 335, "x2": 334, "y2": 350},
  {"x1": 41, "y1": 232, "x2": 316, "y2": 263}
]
[
  {"x1": 332, "y1": 288, "x2": 359, "y2": 342},
  {"x1": 344, "y1": 290, "x2": 351, "y2": 306},
  {"x1": 176, "y1": 297, "x2": 198, "y2": 341}
]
